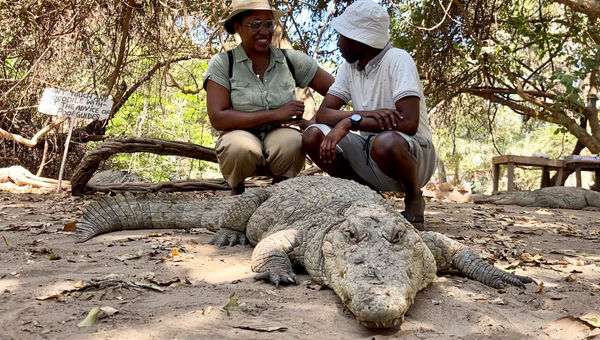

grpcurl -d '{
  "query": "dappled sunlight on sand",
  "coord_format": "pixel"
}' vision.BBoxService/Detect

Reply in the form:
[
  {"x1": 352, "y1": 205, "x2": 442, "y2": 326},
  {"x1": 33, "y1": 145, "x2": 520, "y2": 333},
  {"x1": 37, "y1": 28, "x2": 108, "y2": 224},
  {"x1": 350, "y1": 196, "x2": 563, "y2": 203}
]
[{"x1": 0, "y1": 278, "x2": 20, "y2": 292}]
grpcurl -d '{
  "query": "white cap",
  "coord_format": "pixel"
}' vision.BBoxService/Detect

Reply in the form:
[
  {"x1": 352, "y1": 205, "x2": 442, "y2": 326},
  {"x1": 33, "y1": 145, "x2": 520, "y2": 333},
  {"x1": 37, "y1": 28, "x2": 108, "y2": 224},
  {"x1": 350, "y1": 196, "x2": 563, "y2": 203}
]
[{"x1": 331, "y1": 0, "x2": 390, "y2": 49}]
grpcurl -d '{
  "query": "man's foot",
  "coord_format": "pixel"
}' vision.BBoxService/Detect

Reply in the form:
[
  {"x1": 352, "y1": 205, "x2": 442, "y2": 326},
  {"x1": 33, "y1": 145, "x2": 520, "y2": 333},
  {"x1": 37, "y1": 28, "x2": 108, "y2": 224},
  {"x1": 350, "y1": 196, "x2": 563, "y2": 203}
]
[
  {"x1": 272, "y1": 176, "x2": 287, "y2": 185},
  {"x1": 401, "y1": 211, "x2": 424, "y2": 229},
  {"x1": 403, "y1": 192, "x2": 425, "y2": 229},
  {"x1": 231, "y1": 181, "x2": 245, "y2": 195}
]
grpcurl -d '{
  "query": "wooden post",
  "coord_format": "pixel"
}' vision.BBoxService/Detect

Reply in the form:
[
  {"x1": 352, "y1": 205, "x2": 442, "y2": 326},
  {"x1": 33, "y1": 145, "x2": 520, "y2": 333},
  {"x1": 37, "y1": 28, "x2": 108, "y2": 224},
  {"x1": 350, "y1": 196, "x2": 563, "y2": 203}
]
[
  {"x1": 541, "y1": 166, "x2": 549, "y2": 187},
  {"x1": 492, "y1": 163, "x2": 500, "y2": 193},
  {"x1": 507, "y1": 162, "x2": 515, "y2": 192},
  {"x1": 555, "y1": 168, "x2": 563, "y2": 186},
  {"x1": 576, "y1": 167, "x2": 582, "y2": 188},
  {"x1": 56, "y1": 117, "x2": 75, "y2": 193}
]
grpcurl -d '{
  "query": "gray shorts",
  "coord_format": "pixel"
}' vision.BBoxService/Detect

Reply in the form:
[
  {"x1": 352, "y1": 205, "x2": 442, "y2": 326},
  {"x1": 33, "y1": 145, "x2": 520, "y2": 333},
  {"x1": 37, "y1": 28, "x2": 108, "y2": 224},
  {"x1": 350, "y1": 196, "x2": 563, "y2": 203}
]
[{"x1": 307, "y1": 124, "x2": 438, "y2": 192}]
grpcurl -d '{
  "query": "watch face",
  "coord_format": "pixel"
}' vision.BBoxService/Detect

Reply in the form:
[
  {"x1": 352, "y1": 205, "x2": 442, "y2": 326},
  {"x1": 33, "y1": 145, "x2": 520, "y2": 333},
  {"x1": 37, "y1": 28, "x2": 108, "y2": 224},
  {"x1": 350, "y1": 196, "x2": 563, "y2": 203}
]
[{"x1": 350, "y1": 113, "x2": 362, "y2": 122}]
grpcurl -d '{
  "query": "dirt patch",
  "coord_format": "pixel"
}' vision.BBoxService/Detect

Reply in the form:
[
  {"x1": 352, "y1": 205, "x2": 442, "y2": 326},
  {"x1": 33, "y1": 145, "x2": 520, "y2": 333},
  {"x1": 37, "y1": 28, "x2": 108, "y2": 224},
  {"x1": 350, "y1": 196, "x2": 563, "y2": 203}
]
[{"x1": 1, "y1": 190, "x2": 600, "y2": 339}]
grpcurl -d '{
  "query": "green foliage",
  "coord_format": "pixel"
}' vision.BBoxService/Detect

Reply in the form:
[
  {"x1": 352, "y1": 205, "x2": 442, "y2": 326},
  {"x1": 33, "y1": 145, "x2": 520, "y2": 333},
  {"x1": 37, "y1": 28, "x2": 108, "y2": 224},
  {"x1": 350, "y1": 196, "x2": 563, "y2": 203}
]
[
  {"x1": 390, "y1": 0, "x2": 600, "y2": 153},
  {"x1": 105, "y1": 59, "x2": 220, "y2": 182},
  {"x1": 433, "y1": 95, "x2": 577, "y2": 192}
]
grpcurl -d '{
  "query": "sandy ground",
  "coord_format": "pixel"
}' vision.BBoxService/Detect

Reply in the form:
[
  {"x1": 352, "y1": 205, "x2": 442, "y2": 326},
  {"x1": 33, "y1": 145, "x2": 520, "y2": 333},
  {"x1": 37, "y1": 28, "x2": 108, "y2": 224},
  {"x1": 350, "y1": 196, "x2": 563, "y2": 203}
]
[{"x1": 1, "y1": 188, "x2": 600, "y2": 340}]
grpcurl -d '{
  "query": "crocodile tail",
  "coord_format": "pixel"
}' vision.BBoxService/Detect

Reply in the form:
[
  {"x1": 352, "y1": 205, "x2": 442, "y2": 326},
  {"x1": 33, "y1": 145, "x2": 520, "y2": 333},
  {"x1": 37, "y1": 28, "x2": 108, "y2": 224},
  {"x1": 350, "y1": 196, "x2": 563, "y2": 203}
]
[
  {"x1": 419, "y1": 231, "x2": 533, "y2": 289},
  {"x1": 452, "y1": 248, "x2": 533, "y2": 289},
  {"x1": 75, "y1": 188, "x2": 270, "y2": 242}
]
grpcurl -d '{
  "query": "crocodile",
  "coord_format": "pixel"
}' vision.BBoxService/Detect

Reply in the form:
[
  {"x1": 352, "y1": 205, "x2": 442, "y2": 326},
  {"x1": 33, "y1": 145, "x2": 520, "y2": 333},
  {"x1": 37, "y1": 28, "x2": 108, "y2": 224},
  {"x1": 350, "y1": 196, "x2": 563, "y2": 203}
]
[
  {"x1": 87, "y1": 170, "x2": 146, "y2": 185},
  {"x1": 75, "y1": 176, "x2": 532, "y2": 329},
  {"x1": 474, "y1": 186, "x2": 600, "y2": 210}
]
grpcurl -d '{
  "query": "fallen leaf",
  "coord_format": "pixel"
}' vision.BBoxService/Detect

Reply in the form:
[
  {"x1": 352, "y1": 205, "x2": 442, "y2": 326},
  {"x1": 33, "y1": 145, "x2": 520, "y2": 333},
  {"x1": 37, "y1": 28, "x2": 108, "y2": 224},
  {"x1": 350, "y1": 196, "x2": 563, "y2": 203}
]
[
  {"x1": 100, "y1": 306, "x2": 118, "y2": 317},
  {"x1": 77, "y1": 307, "x2": 101, "y2": 328},
  {"x1": 36, "y1": 293, "x2": 64, "y2": 301},
  {"x1": 223, "y1": 292, "x2": 239, "y2": 311},
  {"x1": 131, "y1": 281, "x2": 165, "y2": 292},
  {"x1": 117, "y1": 249, "x2": 143, "y2": 261},
  {"x1": 536, "y1": 281, "x2": 544, "y2": 294},
  {"x1": 222, "y1": 292, "x2": 247, "y2": 315},
  {"x1": 521, "y1": 253, "x2": 543, "y2": 263},
  {"x1": 171, "y1": 249, "x2": 180, "y2": 256},
  {"x1": 579, "y1": 313, "x2": 600, "y2": 328},
  {"x1": 2, "y1": 234, "x2": 10, "y2": 249},
  {"x1": 543, "y1": 316, "x2": 594, "y2": 339},
  {"x1": 63, "y1": 222, "x2": 76, "y2": 232},
  {"x1": 149, "y1": 277, "x2": 181, "y2": 286},
  {"x1": 233, "y1": 325, "x2": 288, "y2": 333},
  {"x1": 49, "y1": 254, "x2": 61, "y2": 260},
  {"x1": 502, "y1": 260, "x2": 522, "y2": 270},
  {"x1": 491, "y1": 297, "x2": 505, "y2": 305}
]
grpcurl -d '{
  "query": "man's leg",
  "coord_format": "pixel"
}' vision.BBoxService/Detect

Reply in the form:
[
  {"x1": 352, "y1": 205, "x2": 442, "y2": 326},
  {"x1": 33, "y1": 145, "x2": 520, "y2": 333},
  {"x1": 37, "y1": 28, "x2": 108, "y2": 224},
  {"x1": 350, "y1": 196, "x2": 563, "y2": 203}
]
[
  {"x1": 370, "y1": 131, "x2": 425, "y2": 221},
  {"x1": 215, "y1": 130, "x2": 264, "y2": 195},
  {"x1": 301, "y1": 127, "x2": 360, "y2": 181}
]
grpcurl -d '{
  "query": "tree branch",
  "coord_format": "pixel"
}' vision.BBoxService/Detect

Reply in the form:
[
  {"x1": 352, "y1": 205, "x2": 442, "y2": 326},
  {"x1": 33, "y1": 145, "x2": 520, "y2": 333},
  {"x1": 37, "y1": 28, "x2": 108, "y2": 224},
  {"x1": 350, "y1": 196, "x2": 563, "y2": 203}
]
[
  {"x1": 0, "y1": 117, "x2": 68, "y2": 148},
  {"x1": 553, "y1": 0, "x2": 600, "y2": 19}
]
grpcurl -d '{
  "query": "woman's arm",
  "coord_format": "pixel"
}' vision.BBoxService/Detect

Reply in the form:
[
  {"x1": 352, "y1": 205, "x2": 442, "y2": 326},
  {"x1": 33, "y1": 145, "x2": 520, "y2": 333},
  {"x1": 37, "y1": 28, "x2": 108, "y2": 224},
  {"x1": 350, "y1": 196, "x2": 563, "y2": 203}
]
[{"x1": 307, "y1": 67, "x2": 334, "y2": 96}]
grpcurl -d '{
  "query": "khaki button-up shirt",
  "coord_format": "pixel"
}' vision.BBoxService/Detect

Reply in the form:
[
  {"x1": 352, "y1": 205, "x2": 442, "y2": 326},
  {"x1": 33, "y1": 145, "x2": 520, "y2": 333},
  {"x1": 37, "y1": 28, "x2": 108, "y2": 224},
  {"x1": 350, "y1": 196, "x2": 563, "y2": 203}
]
[{"x1": 204, "y1": 45, "x2": 318, "y2": 115}]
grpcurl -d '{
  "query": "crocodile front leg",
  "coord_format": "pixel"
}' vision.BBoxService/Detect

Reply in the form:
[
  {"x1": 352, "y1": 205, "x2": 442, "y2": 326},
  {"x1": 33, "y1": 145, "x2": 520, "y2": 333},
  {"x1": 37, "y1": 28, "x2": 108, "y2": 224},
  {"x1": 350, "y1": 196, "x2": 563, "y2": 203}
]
[
  {"x1": 251, "y1": 229, "x2": 303, "y2": 287},
  {"x1": 208, "y1": 188, "x2": 271, "y2": 247},
  {"x1": 419, "y1": 231, "x2": 533, "y2": 289},
  {"x1": 210, "y1": 228, "x2": 248, "y2": 247}
]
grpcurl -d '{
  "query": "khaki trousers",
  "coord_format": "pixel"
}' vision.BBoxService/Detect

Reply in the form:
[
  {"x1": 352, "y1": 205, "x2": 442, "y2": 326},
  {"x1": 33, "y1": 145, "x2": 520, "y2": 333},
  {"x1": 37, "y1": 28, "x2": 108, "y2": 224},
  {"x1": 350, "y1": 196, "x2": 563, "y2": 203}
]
[{"x1": 215, "y1": 128, "x2": 306, "y2": 187}]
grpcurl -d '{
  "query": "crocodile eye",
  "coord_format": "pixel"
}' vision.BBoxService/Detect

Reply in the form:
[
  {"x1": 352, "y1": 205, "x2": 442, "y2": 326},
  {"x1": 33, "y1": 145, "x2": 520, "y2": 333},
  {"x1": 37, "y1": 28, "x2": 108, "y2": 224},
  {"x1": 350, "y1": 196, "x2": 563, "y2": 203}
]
[
  {"x1": 387, "y1": 227, "x2": 405, "y2": 244},
  {"x1": 343, "y1": 225, "x2": 362, "y2": 243}
]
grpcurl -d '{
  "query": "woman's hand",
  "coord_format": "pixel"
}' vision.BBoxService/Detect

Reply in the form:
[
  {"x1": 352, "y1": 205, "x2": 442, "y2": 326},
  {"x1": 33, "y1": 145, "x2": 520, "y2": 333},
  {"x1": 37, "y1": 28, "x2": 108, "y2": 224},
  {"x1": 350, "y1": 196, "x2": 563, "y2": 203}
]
[
  {"x1": 282, "y1": 118, "x2": 312, "y2": 131},
  {"x1": 274, "y1": 100, "x2": 305, "y2": 123},
  {"x1": 320, "y1": 119, "x2": 351, "y2": 163}
]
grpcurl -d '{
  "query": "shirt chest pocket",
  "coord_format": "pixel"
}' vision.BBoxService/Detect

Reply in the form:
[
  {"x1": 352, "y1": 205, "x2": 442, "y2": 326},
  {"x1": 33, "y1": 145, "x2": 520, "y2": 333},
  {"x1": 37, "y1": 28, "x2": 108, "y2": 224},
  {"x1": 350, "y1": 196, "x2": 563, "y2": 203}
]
[
  {"x1": 230, "y1": 80, "x2": 263, "y2": 111},
  {"x1": 267, "y1": 76, "x2": 296, "y2": 109}
]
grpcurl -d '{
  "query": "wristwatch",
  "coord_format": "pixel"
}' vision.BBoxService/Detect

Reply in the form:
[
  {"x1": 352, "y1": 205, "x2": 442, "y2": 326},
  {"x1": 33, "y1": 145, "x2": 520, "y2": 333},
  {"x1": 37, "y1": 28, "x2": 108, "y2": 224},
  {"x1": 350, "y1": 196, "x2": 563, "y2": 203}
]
[{"x1": 349, "y1": 113, "x2": 362, "y2": 131}]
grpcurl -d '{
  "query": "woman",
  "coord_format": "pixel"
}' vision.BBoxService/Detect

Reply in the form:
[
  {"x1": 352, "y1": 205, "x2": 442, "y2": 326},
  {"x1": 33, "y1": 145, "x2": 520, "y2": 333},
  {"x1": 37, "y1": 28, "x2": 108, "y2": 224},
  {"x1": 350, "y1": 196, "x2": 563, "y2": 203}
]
[{"x1": 203, "y1": 0, "x2": 333, "y2": 195}]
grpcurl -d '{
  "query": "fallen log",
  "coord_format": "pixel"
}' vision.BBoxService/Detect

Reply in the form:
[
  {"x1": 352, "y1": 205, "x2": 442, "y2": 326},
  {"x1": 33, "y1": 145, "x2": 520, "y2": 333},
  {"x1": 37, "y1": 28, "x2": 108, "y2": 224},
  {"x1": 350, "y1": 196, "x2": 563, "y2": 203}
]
[{"x1": 70, "y1": 137, "x2": 217, "y2": 195}]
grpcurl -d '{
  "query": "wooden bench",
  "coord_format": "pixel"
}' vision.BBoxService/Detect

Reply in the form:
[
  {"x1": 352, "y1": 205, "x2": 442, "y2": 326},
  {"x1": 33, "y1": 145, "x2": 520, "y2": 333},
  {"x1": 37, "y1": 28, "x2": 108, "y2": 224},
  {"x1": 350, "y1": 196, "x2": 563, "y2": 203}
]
[
  {"x1": 564, "y1": 158, "x2": 600, "y2": 188},
  {"x1": 492, "y1": 155, "x2": 565, "y2": 193}
]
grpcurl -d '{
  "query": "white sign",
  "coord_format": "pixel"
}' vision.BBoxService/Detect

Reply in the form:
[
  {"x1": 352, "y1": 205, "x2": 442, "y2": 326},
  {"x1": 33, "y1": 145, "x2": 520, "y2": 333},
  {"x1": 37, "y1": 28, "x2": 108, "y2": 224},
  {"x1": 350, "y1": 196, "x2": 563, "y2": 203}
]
[{"x1": 38, "y1": 88, "x2": 112, "y2": 121}]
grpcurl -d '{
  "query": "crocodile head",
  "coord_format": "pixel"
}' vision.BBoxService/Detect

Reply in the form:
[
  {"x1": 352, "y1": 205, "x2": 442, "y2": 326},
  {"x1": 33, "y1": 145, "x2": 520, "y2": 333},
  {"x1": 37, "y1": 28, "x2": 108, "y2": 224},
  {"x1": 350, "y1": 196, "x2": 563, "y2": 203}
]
[{"x1": 322, "y1": 203, "x2": 436, "y2": 329}]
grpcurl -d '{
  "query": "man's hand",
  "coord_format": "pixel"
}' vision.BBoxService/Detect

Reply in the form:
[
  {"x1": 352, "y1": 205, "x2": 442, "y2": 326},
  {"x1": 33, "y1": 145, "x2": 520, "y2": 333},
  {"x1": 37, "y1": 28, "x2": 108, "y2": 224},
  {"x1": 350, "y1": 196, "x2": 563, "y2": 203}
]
[
  {"x1": 320, "y1": 119, "x2": 351, "y2": 162},
  {"x1": 274, "y1": 100, "x2": 305, "y2": 123},
  {"x1": 363, "y1": 109, "x2": 404, "y2": 131}
]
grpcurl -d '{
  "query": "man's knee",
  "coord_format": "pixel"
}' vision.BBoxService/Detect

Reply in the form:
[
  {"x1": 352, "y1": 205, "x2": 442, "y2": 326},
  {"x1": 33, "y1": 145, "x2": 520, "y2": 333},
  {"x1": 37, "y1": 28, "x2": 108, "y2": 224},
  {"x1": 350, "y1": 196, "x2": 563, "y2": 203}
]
[
  {"x1": 301, "y1": 127, "x2": 324, "y2": 153},
  {"x1": 370, "y1": 132, "x2": 410, "y2": 162}
]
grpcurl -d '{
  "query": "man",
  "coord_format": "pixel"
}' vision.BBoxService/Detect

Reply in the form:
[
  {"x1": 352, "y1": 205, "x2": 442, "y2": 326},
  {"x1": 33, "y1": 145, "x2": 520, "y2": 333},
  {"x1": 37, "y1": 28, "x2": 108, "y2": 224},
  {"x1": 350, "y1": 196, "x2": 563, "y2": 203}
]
[{"x1": 302, "y1": 0, "x2": 438, "y2": 228}]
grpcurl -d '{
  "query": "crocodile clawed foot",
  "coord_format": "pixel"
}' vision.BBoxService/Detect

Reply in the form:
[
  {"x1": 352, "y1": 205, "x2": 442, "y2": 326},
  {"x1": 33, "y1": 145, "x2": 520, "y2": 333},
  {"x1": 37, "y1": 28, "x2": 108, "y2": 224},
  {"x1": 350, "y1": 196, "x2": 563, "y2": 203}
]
[
  {"x1": 210, "y1": 228, "x2": 248, "y2": 247},
  {"x1": 254, "y1": 269, "x2": 299, "y2": 287},
  {"x1": 253, "y1": 251, "x2": 299, "y2": 287},
  {"x1": 494, "y1": 273, "x2": 534, "y2": 289}
]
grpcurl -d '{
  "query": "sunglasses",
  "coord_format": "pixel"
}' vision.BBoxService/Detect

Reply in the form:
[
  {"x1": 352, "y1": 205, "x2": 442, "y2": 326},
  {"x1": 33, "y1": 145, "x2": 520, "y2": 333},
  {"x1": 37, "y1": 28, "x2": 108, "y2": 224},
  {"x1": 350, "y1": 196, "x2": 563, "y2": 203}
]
[{"x1": 245, "y1": 20, "x2": 276, "y2": 32}]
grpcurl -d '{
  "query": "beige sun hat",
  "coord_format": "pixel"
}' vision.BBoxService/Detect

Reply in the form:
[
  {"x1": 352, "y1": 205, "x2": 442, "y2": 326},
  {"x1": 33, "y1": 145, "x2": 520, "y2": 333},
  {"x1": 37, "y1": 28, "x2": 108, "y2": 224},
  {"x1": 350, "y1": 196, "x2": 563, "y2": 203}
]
[
  {"x1": 331, "y1": 0, "x2": 390, "y2": 49},
  {"x1": 218, "y1": 0, "x2": 286, "y2": 33}
]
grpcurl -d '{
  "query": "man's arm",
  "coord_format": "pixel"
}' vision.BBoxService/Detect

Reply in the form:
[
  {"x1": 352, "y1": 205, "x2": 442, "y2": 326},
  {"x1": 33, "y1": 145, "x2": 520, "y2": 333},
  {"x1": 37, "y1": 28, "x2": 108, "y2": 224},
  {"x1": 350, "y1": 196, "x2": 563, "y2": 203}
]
[
  {"x1": 315, "y1": 93, "x2": 350, "y2": 126},
  {"x1": 317, "y1": 94, "x2": 420, "y2": 135}
]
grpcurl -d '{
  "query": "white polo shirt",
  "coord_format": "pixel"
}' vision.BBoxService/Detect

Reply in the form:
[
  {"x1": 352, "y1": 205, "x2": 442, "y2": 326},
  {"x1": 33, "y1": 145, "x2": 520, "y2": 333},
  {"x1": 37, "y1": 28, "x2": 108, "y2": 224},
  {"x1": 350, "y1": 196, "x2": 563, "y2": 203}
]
[{"x1": 328, "y1": 44, "x2": 433, "y2": 144}]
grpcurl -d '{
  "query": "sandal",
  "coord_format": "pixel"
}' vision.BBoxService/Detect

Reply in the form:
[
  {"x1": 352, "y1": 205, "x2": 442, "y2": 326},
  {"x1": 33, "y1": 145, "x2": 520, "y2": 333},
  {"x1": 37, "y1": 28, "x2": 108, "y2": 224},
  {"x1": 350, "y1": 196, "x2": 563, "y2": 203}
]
[{"x1": 401, "y1": 211, "x2": 425, "y2": 229}]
